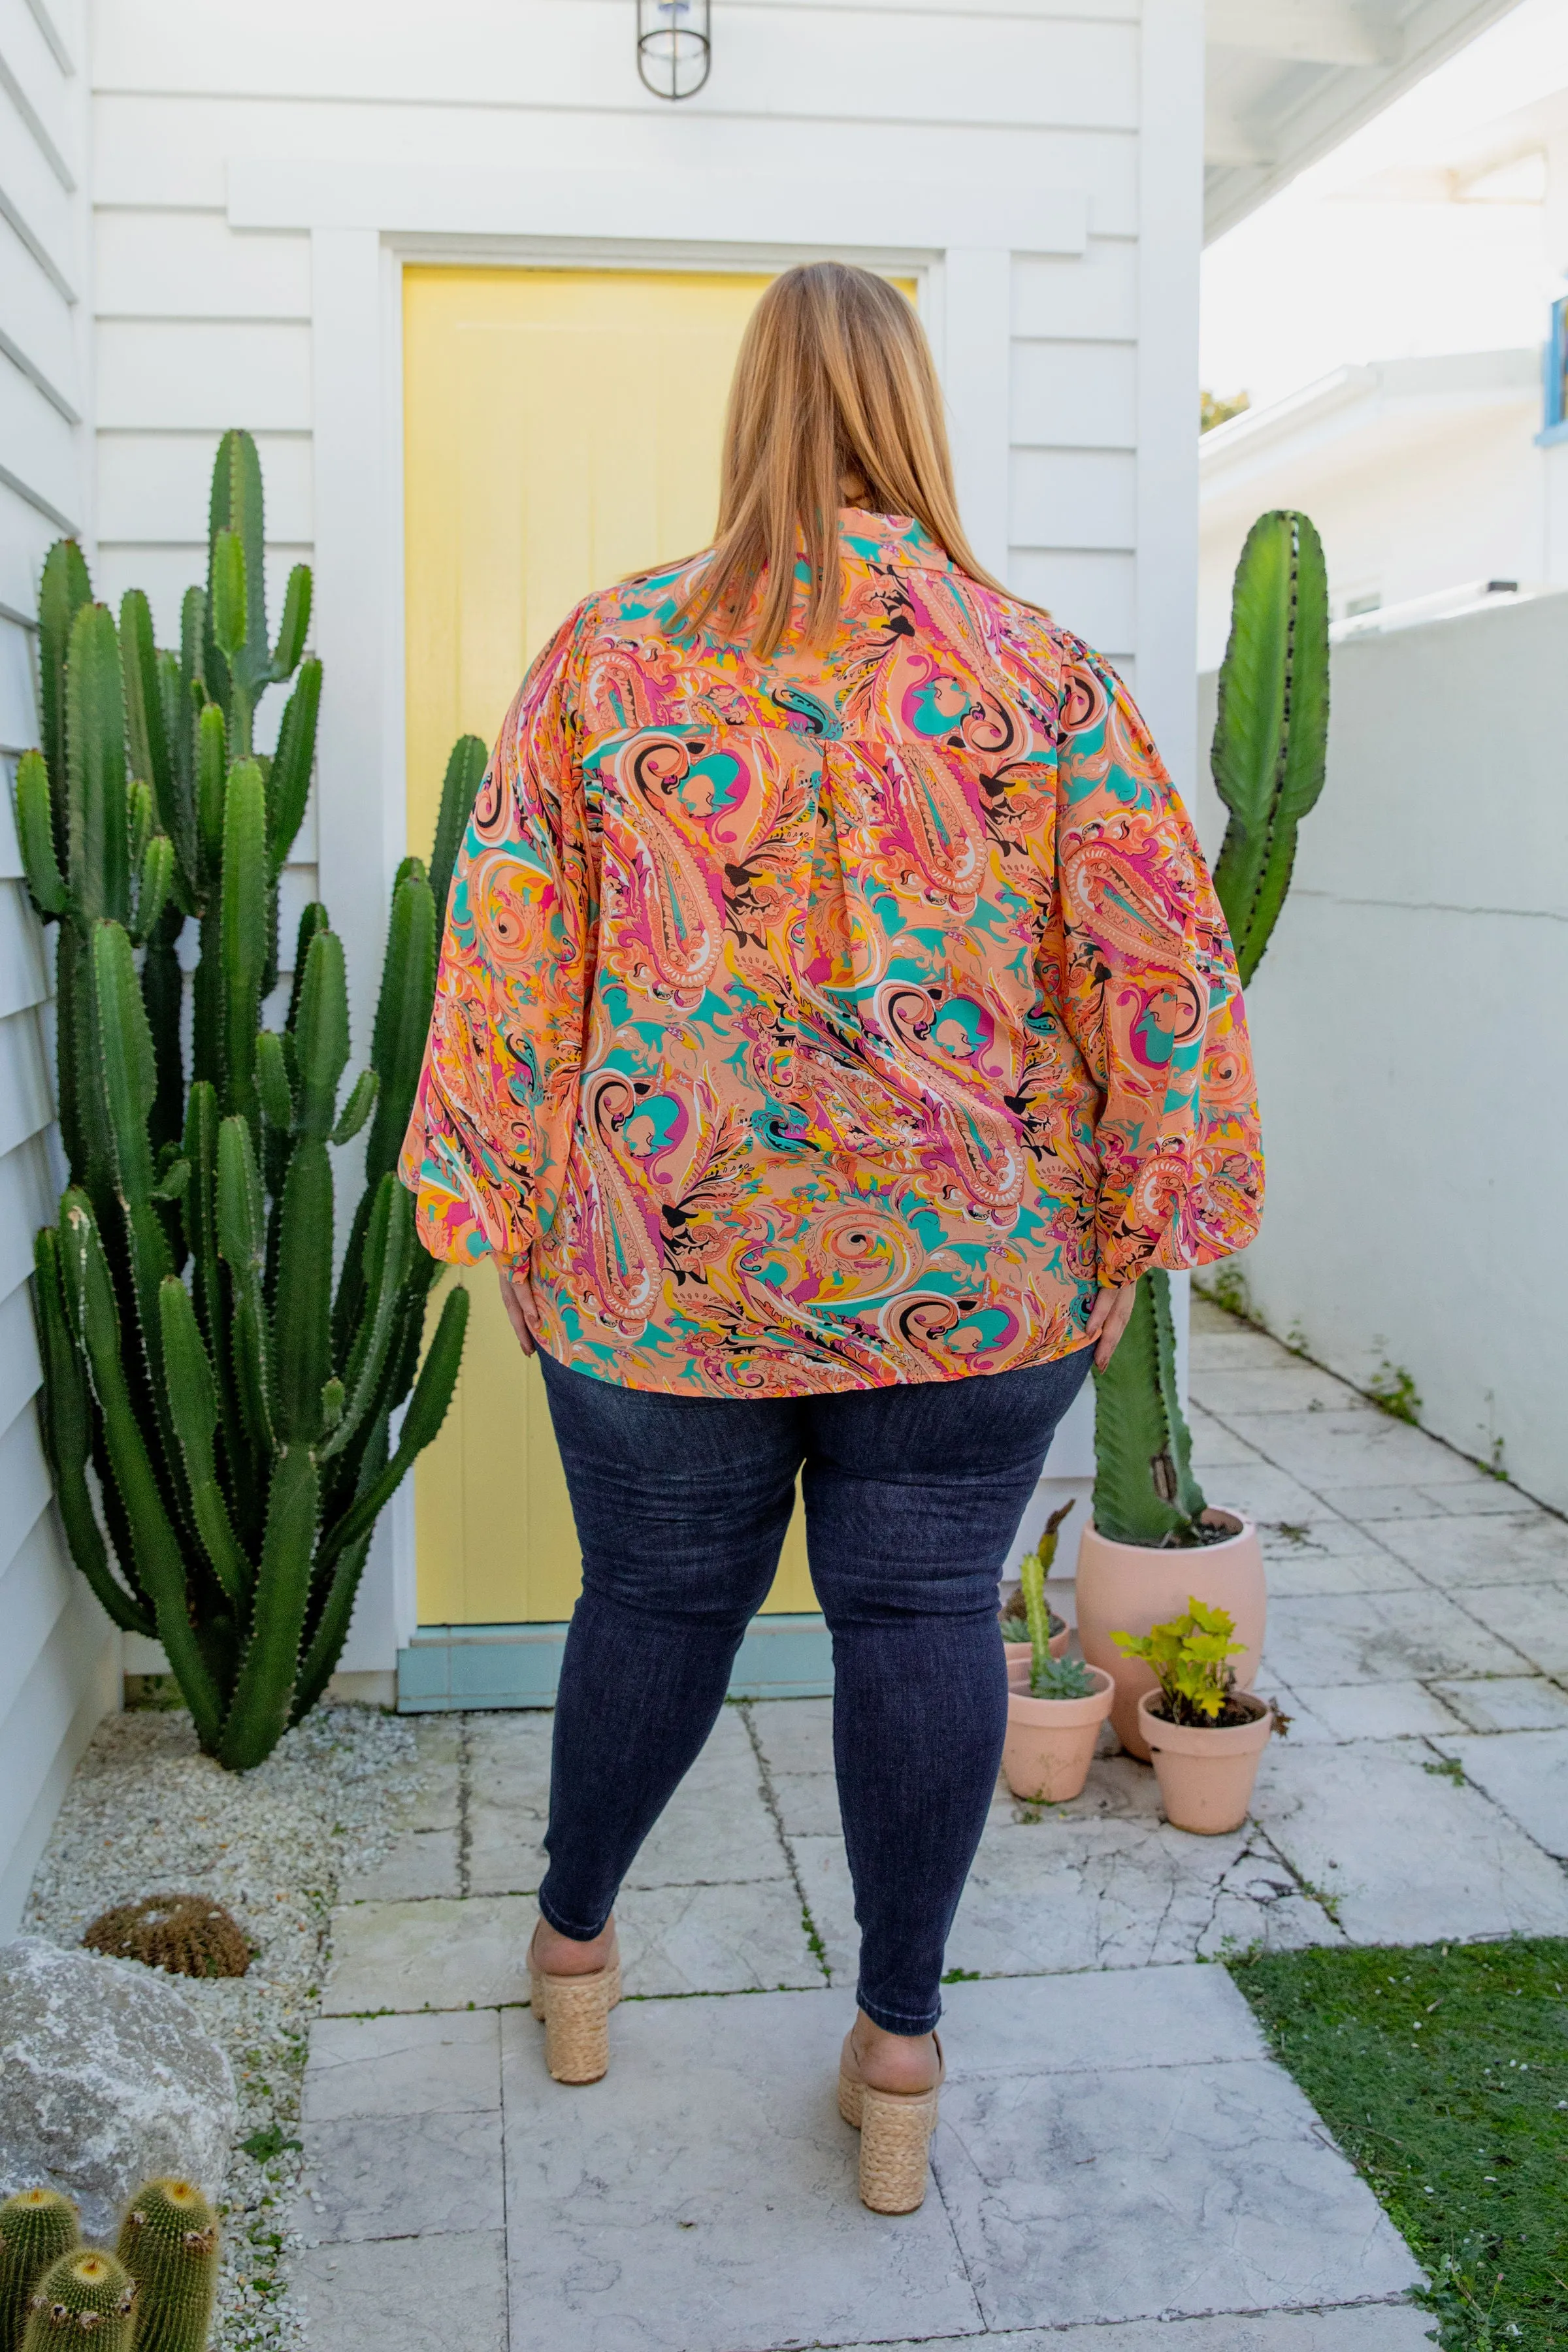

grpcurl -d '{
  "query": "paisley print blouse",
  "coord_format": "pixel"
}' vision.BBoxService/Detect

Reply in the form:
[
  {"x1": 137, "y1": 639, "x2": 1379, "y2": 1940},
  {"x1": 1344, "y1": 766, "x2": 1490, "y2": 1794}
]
[{"x1": 400, "y1": 512, "x2": 1263, "y2": 1396}]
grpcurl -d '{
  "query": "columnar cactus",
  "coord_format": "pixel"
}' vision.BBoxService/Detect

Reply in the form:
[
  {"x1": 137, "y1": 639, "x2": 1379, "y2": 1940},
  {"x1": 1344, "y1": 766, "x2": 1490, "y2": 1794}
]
[
  {"x1": 20, "y1": 434, "x2": 483, "y2": 1763},
  {"x1": 1092, "y1": 510, "x2": 1330, "y2": 1547},
  {"x1": 116, "y1": 2180, "x2": 218, "y2": 2352},
  {"x1": 21, "y1": 2252, "x2": 134, "y2": 2351},
  {"x1": 0, "y1": 2191, "x2": 80, "y2": 2352}
]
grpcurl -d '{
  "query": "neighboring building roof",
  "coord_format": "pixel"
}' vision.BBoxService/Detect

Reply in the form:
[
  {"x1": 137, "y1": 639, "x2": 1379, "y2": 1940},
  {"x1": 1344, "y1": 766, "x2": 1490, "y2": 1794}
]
[
  {"x1": 1198, "y1": 347, "x2": 1541, "y2": 504},
  {"x1": 1204, "y1": 0, "x2": 1527, "y2": 241}
]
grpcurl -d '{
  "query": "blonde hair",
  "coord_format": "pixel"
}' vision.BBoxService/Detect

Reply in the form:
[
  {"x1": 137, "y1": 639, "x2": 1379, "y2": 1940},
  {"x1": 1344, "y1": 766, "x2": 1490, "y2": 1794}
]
[{"x1": 681, "y1": 261, "x2": 1009, "y2": 657}]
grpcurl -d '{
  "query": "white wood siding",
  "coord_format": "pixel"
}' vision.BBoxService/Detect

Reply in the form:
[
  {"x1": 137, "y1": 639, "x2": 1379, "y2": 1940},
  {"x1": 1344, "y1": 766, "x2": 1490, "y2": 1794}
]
[{"x1": 0, "y1": 0, "x2": 120, "y2": 1936}]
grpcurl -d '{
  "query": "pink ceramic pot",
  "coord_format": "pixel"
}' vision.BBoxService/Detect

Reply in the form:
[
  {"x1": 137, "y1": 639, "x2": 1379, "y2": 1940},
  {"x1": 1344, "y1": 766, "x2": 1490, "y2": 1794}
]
[
  {"x1": 1074, "y1": 1512, "x2": 1266, "y2": 1761},
  {"x1": 1002, "y1": 1661, "x2": 1115, "y2": 1804},
  {"x1": 1136, "y1": 1688, "x2": 1273, "y2": 1834}
]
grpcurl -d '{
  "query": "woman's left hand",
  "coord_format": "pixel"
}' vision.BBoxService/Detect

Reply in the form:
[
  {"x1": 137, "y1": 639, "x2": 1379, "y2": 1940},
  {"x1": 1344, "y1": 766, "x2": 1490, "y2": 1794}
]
[
  {"x1": 1085, "y1": 1280, "x2": 1137, "y2": 1371},
  {"x1": 495, "y1": 1259, "x2": 539, "y2": 1356}
]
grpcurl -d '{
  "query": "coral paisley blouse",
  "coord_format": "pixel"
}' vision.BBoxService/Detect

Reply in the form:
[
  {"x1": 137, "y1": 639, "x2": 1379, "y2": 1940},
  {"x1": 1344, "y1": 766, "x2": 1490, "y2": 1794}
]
[{"x1": 400, "y1": 512, "x2": 1263, "y2": 1396}]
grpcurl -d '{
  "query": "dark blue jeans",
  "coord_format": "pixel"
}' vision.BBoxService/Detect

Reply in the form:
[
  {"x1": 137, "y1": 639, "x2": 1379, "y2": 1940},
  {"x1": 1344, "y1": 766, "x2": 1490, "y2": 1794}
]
[{"x1": 536, "y1": 1348, "x2": 1092, "y2": 2035}]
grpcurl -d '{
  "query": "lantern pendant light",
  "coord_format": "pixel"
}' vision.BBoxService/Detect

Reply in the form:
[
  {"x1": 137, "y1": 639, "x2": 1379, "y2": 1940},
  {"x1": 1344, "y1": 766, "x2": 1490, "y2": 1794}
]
[{"x1": 636, "y1": 0, "x2": 711, "y2": 99}]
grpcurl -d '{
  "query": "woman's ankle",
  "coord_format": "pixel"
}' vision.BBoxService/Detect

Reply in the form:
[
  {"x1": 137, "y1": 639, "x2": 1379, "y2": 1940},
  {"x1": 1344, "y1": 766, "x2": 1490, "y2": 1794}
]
[
  {"x1": 850, "y1": 2010, "x2": 941, "y2": 2094},
  {"x1": 533, "y1": 1914, "x2": 615, "y2": 1975}
]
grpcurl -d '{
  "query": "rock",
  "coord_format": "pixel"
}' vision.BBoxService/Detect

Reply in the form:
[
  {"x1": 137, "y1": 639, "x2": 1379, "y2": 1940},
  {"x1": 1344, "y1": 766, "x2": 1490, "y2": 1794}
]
[{"x1": 0, "y1": 1938, "x2": 237, "y2": 2236}]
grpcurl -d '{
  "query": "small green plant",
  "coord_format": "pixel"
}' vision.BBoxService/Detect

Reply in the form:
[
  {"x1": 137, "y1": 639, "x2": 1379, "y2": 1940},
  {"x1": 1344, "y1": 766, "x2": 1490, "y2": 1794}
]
[
  {"x1": 21, "y1": 2251, "x2": 135, "y2": 2351},
  {"x1": 1113, "y1": 1597, "x2": 1247, "y2": 1726},
  {"x1": 116, "y1": 2179, "x2": 219, "y2": 2352},
  {"x1": 0, "y1": 2191, "x2": 80, "y2": 2352},
  {"x1": 1015, "y1": 1524, "x2": 1074, "y2": 1694},
  {"x1": 998, "y1": 1499, "x2": 1071, "y2": 1646},
  {"x1": 1424, "y1": 1756, "x2": 1466, "y2": 1786},
  {"x1": 1203, "y1": 1265, "x2": 1256, "y2": 1324},
  {"x1": 1367, "y1": 1359, "x2": 1422, "y2": 1424},
  {"x1": 1027, "y1": 1651, "x2": 1097, "y2": 1701}
]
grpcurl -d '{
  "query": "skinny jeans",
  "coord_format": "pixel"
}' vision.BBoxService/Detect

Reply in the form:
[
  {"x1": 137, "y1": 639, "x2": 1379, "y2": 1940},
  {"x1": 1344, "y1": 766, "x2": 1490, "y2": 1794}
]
[{"x1": 536, "y1": 1345, "x2": 1093, "y2": 2036}]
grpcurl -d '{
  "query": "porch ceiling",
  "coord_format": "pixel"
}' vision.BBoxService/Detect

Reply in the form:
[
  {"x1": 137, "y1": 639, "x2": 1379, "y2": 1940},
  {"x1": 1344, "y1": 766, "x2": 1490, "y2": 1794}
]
[{"x1": 1204, "y1": 0, "x2": 1527, "y2": 242}]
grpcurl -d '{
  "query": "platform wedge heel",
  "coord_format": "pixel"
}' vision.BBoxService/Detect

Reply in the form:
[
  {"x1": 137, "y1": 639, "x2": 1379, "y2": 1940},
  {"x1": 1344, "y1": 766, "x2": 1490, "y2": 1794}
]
[
  {"x1": 528, "y1": 1929, "x2": 623, "y2": 2084},
  {"x1": 838, "y1": 2033, "x2": 945, "y2": 2213}
]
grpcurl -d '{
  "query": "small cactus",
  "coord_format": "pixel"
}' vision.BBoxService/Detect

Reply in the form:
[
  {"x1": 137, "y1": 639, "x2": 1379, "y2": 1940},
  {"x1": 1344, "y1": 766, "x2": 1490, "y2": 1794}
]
[
  {"x1": 0, "y1": 2190, "x2": 80, "y2": 2352},
  {"x1": 116, "y1": 2181, "x2": 218, "y2": 2352},
  {"x1": 21, "y1": 2251, "x2": 134, "y2": 2350},
  {"x1": 82, "y1": 1895, "x2": 250, "y2": 1981}
]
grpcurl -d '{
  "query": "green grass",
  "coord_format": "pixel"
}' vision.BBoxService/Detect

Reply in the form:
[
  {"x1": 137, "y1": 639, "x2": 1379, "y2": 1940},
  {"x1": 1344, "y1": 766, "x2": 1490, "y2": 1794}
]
[{"x1": 1230, "y1": 1938, "x2": 1568, "y2": 2349}]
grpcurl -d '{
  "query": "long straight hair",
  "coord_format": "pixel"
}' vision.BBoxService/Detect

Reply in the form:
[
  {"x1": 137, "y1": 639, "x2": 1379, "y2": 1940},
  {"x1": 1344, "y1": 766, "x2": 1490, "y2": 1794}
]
[{"x1": 681, "y1": 261, "x2": 1011, "y2": 657}]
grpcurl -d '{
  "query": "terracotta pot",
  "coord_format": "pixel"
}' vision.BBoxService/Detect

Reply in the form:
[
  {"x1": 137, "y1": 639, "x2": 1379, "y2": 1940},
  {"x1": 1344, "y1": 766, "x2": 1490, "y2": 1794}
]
[
  {"x1": 1002, "y1": 1623, "x2": 1070, "y2": 1674},
  {"x1": 1137, "y1": 1688, "x2": 1273, "y2": 1834},
  {"x1": 1002, "y1": 1661, "x2": 1115, "y2": 1804},
  {"x1": 1074, "y1": 1512, "x2": 1266, "y2": 1761}
]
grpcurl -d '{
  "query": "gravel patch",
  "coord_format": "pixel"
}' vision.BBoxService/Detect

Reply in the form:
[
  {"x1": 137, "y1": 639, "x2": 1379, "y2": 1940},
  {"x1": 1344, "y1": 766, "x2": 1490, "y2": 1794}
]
[{"x1": 24, "y1": 1703, "x2": 421, "y2": 2351}]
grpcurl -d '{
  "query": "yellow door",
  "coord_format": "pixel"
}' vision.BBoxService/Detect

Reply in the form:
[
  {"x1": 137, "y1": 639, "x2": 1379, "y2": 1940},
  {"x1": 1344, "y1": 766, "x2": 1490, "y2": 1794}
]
[{"x1": 402, "y1": 264, "x2": 815, "y2": 1627}]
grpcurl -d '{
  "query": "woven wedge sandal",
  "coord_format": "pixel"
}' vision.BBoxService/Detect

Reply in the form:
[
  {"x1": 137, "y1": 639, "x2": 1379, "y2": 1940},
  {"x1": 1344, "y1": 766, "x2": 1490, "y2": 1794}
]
[
  {"x1": 838, "y1": 2032, "x2": 945, "y2": 2213},
  {"x1": 528, "y1": 1928, "x2": 623, "y2": 2084}
]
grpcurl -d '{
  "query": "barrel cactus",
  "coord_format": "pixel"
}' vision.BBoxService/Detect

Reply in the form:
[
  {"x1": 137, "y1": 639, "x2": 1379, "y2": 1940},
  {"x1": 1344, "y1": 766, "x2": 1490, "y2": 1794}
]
[
  {"x1": 21, "y1": 2251, "x2": 135, "y2": 2350},
  {"x1": 116, "y1": 2180, "x2": 218, "y2": 2352},
  {"x1": 0, "y1": 2191, "x2": 80, "y2": 2352},
  {"x1": 82, "y1": 1895, "x2": 250, "y2": 1981},
  {"x1": 18, "y1": 433, "x2": 483, "y2": 1763},
  {"x1": 1091, "y1": 510, "x2": 1330, "y2": 1546}
]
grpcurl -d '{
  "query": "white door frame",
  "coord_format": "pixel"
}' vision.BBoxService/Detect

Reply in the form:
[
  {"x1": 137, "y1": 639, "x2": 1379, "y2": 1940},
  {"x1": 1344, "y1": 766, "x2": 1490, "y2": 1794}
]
[{"x1": 225, "y1": 161, "x2": 1105, "y2": 1669}]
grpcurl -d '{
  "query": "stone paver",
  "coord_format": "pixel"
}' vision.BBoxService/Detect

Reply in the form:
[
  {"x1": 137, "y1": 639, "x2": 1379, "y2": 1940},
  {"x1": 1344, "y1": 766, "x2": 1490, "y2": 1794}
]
[
  {"x1": 293, "y1": 2230, "x2": 506, "y2": 2352},
  {"x1": 296, "y1": 1296, "x2": 1568, "y2": 2349},
  {"x1": 832, "y1": 2311, "x2": 1435, "y2": 2351},
  {"x1": 1451, "y1": 1582, "x2": 1568, "y2": 1675},
  {"x1": 1376, "y1": 1511, "x2": 1568, "y2": 1586},
  {"x1": 1256, "y1": 1739, "x2": 1568, "y2": 1944},
  {"x1": 495, "y1": 1974, "x2": 1416, "y2": 2352},
  {"x1": 1262, "y1": 1588, "x2": 1526, "y2": 1687},
  {"x1": 1433, "y1": 1729, "x2": 1568, "y2": 1859},
  {"x1": 1430, "y1": 1674, "x2": 1568, "y2": 1732}
]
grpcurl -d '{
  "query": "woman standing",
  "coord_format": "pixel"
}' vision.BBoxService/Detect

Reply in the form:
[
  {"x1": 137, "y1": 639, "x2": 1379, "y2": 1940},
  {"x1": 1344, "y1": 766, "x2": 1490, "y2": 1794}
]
[{"x1": 400, "y1": 262, "x2": 1262, "y2": 2213}]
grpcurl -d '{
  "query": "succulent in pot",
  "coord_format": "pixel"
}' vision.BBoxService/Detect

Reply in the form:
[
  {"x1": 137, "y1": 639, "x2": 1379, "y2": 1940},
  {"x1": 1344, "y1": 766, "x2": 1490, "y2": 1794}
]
[
  {"x1": 1076, "y1": 510, "x2": 1330, "y2": 1759},
  {"x1": 1000, "y1": 1537, "x2": 1113, "y2": 1804},
  {"x1": 998, "y1": 1499, "x2": 1073, "y2": 1665},
  {"x1": 1113, "y1": 1601, "x2": 1273, "y2": 1834}
]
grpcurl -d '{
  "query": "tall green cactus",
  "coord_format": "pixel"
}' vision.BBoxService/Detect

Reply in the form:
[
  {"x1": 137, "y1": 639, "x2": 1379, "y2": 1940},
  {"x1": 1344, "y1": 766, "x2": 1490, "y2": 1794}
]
[
  {"x1": 18, "y1": 435, "x2": 482, "y2": 1764},
  {"x1": 1211, "y1": 510, "x2": 1330, "y2": 988},
  {"x1": 1091, "y1": 509, "x2": 1330, "y2": 1546}
]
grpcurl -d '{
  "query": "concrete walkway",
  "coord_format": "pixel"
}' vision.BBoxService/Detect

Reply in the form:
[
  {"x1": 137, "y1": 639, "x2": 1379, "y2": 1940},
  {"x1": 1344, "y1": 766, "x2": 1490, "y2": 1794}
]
[{"x1": 294, "y1": 1300, "x2": 1568, "y2": 2350}]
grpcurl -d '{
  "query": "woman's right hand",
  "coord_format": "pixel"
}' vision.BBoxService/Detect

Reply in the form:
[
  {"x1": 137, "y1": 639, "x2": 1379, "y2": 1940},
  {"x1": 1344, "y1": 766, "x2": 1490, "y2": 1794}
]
[
  {"x1": 1085, "y1": 1279, "x2": 1137, "y2": 1370},
  {"x1": 495, "y1": 1258, "x2": 538, "y2": 1356}
]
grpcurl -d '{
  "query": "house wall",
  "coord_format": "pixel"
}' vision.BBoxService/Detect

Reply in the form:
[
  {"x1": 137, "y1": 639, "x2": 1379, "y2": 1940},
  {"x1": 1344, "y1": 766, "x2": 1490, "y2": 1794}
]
[
  {"x1": 0, "y1": 0, "x2": 122, "y2": 1935},
  {"x1": 1190, "y1": 592, "x2": 1568, "y2": 1516},
  {"x1": 1, "y1": 0, "x2": 1205, "y2": 1695},
  {"x1": 1198, "y1": 376, "x2": 1546, "y2": 670}
]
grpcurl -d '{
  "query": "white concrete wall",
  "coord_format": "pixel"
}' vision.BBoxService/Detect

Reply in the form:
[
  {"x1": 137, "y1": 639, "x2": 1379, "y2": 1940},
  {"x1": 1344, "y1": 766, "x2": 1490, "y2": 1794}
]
[
  {"x1": 0, "y1": 0, "x2": 121, "y2": 1935},
  {"x1": 1190, "y1": 592, "x2": 1568, "y2": 1514}
]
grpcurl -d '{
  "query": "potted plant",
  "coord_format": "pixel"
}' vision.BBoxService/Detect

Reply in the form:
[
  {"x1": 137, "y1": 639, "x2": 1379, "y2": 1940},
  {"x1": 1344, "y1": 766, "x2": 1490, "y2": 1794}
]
[
  {"x1": 1075, "y1": 510, "x2": 1330, "y2": 1759},
  {"x1": 1001, "y1": 1532, "x2": 1114, "y2": 1804},
  {"x1": 998, "y1": 1499, "x2": 1073, "y2": 1668},
  {"x1": 1114, "y1": 1600, "x2": 1273, "y2": 1833}
]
